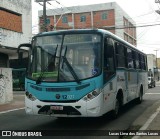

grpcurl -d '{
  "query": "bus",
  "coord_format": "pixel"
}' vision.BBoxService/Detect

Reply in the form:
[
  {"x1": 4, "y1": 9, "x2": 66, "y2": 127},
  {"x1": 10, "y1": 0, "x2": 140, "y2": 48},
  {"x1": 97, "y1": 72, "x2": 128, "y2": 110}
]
[{"x1": 18, "y1": 29, "x2": 148, "y2": 118}]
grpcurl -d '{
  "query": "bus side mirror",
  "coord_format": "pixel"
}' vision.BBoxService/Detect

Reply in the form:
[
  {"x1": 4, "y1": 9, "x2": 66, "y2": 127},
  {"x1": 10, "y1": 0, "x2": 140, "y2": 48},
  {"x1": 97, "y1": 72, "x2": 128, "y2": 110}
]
[
  {"x1": 18, "y1": 52, "x2": 23, "y2": 63},
  {"x1": 17, "y1": 43, "x2": 32, "y2": 58},
  {"x1": 17, "y1": 43, "x2": 32, "y2": 52},
  {"x1": 17, "y1": 43, "x2": 32, "y2": 68}
]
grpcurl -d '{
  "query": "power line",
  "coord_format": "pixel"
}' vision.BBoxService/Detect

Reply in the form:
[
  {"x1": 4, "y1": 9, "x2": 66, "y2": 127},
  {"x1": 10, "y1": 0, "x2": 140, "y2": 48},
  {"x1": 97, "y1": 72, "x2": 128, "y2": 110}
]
[{"x1": 102, "y1": 23, "x2": 160, "y2": 30}]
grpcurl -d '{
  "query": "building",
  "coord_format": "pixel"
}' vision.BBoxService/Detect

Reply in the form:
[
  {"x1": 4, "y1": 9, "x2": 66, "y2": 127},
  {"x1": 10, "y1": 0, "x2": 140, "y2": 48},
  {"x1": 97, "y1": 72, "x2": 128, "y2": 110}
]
[
  {"x1": 0, "y1": 0, "x2": 32, "y2": 67},
  {"x1": 157, "y1": 57, "x2": 160, "y2": 80},
  {"x1": 0, "y1": 0, "x2": 32, "y2": 104},
  {"x1": 38, "y1": 2, "x2": 137, "y2": 46},
  {"x1": 157, "y1": 58, "x2": 160, "y2": 69}
]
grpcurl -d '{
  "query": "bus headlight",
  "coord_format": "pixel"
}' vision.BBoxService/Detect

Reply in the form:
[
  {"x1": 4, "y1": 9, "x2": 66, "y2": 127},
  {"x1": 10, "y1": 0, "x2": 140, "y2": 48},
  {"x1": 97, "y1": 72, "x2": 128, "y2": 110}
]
[
  {"x1": 83, "y1": 89, "x2": 101, "y2": 101},
  {"x1": 26, "y1": 91, "x2": 37, "y2": 101}
]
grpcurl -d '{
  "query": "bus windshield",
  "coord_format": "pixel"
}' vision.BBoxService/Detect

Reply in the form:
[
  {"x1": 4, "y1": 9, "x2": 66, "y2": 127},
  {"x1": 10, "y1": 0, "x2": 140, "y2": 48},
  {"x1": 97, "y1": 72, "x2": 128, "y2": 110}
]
[{"x1": 28, "y1": 33, "x2": 101, "y2": 82}]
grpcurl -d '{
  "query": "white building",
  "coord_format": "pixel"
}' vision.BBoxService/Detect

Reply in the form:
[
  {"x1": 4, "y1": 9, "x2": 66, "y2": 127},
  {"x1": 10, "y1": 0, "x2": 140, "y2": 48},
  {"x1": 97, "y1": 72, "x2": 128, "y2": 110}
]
[
  {"x1": 0, "y1": 0, "x2": 32, "y2": 61},
  {"x1": 147, "y1": 54, "x2": 156, "y2": 78},
  {"x1": 0, "y1": 0, "x2": 32, "y2": 104}
]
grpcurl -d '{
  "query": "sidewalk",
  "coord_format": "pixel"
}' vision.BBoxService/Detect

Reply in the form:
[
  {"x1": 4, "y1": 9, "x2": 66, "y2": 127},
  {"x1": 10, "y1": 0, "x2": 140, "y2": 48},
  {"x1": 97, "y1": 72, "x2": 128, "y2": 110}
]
[
  {"x1": 131, "y1": 80, "x2": 160, "y2": 139},
  {"x1": 0, "y1": 91, "x2": 25, "y2": 112},
  {"x1": 0, "y1": 88, "x2": 160, "y2": 138},
  {"x1": 156, "y1": 80, "x2": 160, "y2": 86}
]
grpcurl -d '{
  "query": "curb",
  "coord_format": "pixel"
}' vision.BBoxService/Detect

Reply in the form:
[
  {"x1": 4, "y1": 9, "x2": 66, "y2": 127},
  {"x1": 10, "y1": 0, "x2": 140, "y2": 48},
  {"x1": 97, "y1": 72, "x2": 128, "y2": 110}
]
[{"x1": 131, "y1": 100, "x2": 160, "y2": 139}]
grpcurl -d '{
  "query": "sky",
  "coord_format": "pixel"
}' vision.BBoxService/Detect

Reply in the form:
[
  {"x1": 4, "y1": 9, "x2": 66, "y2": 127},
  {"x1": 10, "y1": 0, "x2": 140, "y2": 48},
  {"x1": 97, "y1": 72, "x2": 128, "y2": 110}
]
[{"x1": 32, "y1": 0, "x2": 160, "y2": 57}]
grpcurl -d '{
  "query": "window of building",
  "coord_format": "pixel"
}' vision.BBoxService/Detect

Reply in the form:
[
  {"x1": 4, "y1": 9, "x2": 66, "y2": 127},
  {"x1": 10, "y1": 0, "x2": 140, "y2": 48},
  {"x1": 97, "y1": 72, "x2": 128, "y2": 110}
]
[
  {"x1": 123, "y1": 17, "x2": 128, "y2": 26},
  {"x1": 62, "y1": 16, "x2": 68, "y2": 23},
  {"x1": 0, "y1": 7, "x2": 22, "y2": 32},
  {"x1": 101, "y1": 12, "x2": 107, "y2": 20},
  {"x1": 46, "y1": 18, "x2": 50, "y2": 24},
  {"x1": 80, "y1": 15, "x2": 86, "y2": 22},
  {"x1": 128, "y1": 22, "x2": 133, "y2": 30},
  {"x1": 124, "y1": 33, "x2": 128, "y2": 42}
]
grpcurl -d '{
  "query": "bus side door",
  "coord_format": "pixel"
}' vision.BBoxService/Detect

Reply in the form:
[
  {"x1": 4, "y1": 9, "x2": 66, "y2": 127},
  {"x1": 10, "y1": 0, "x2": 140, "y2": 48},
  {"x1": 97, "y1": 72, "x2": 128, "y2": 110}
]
[{"x1": 103, "y1": 37, "x2": 116, "y2": 112}]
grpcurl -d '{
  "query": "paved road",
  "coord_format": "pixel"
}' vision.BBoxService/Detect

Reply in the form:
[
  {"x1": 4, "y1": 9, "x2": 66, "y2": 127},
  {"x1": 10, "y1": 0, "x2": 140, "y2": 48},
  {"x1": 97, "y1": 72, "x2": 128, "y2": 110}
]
[{"x1": 0, "y1": 86, "x2": 160, "y2": 139}]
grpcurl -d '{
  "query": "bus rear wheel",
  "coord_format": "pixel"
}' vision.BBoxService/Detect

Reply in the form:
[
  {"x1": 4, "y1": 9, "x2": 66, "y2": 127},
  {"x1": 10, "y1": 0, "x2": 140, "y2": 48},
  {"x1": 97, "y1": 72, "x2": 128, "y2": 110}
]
[{"x1": 136, "y1": 87, "x2": 143, "y2": 104}]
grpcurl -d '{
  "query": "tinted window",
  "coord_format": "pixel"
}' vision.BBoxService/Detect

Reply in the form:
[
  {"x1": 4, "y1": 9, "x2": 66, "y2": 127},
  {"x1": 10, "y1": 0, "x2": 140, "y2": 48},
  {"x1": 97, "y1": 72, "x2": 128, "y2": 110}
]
[
  {"x1": 139, "y1": 55, "x2": 146, "y2": 70},
  {"x1": 116, "y1": 43, "x2": 126, "y2": 68},
  {"x1": 102, "y1": 13, "x2": 107, "y2": 20},
  {"x1": 62, "y1": 16, "x2": 68, "y2": 23},
  {"x1": 103, "y1": 38, "x2": 115, "y2": 83},
  {"x1": 80, "y1": 16, "x2": 86, "y2": 22},
  {"x1": 134, "y1": 52, "x2": 140, "y2": 69},
  {"x1": 127, "y1": 48, "x2": 134, "y2": 68}
]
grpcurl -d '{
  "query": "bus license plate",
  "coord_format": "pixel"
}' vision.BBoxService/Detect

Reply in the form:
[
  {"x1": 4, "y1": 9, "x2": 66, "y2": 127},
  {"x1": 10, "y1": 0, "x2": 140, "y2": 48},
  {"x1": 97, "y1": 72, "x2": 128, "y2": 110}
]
[{"x1": 50, "y1": 106, "x2": 63, "y2": 110}]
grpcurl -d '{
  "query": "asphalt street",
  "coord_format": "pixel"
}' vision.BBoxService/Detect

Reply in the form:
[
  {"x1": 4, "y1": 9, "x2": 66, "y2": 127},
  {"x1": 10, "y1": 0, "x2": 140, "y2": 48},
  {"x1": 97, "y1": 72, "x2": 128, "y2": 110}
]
[{"x1": 0, "y1": 86, "x2": 160, "y2": 139}]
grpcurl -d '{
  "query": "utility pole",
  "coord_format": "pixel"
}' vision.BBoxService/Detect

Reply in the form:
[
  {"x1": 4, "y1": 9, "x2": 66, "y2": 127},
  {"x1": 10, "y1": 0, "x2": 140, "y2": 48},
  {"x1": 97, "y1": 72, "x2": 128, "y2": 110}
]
[
  {"x1": 35, "y1": 0, "x2": 52, "y2": 32},
  {"x1": 43, "y1": 0, "x2": 47, "y2": 32}
]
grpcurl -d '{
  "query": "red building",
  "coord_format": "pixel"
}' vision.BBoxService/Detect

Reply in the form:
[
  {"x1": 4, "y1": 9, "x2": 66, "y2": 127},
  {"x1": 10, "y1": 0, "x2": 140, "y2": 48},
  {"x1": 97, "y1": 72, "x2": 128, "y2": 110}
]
[{"x1": 38, "y1": 2, "x2": 136, "y2": 46}]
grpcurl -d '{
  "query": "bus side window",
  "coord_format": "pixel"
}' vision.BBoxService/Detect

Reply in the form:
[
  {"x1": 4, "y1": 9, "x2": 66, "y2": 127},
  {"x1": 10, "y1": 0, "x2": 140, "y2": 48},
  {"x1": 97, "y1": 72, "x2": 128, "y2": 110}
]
[{"x1": 103, "y1": 38, "x2": 115, "y2": 83}]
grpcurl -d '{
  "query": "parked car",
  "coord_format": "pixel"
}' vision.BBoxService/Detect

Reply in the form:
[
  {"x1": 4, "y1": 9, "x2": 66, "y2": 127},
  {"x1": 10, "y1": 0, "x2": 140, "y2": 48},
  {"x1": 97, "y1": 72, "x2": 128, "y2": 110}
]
[{"x1": 148, "y1": 76, "x2": 156, "y2": 88}]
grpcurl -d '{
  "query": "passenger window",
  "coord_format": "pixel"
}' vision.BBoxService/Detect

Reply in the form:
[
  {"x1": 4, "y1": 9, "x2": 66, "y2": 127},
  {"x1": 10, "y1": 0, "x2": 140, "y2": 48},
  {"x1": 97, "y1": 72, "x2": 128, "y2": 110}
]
[
  {"x1": 139, "y1": 55, "x2": 146, "y2": 70},
  {"x1": 103, "y1": 38, "x2": 115, "y2": 83},
  {"x1": 127, "y1": 48, "x2": 134, "y2": 69},
  {"x1": 115, "y1": 42, "x2": 126, "y2": 68},
  {"x1": 134, "y1": 52, "x2": 140, "y2": 69}
]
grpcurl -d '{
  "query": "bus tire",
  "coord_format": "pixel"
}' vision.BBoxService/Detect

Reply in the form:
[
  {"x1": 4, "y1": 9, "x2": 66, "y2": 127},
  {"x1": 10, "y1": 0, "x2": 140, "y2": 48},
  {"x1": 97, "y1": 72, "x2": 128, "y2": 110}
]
[
  {"x1": 111, "y1": 98, "x2": 120, "y2": 119},
  {"x1": 136, "y1": 87, "x2": 143, "y2": 104}
]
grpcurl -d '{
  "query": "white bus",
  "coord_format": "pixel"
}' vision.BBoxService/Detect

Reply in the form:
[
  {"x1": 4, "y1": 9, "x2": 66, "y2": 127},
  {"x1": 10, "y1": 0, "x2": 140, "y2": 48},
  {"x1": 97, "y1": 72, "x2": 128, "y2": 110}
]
[{"x1": 18, "y1": 29, "x2": 148, "y2": 118}]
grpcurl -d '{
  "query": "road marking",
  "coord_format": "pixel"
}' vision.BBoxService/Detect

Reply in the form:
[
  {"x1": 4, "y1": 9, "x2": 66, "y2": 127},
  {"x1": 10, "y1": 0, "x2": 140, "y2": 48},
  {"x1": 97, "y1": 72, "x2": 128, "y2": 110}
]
[
  {"x1": 146, "y1": 93, "x2": 160, "y2": 94},
  {"x1": 0, "y1": 107, "x2": 25, "y2": 114},
  {"x1": 132, "y1": 106, "x2": 160, "y2": 139}
]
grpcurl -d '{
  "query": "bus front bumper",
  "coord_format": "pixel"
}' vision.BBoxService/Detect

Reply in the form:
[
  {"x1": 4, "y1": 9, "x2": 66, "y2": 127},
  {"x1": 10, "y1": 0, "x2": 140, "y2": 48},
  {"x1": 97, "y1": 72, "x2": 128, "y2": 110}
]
[{"x1": 25, "y1": 93, "x2": 103, "y2": 117}]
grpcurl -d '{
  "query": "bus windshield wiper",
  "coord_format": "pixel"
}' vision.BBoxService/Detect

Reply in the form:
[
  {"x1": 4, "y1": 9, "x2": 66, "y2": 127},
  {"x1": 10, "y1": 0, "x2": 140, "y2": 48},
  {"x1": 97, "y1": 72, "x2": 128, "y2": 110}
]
[
  {"x1": 61, "y1": 46, "x2": 81, "y2": 84},
  {"x1": 36, "y1": 46, "x2": 58, "y2": 84}
]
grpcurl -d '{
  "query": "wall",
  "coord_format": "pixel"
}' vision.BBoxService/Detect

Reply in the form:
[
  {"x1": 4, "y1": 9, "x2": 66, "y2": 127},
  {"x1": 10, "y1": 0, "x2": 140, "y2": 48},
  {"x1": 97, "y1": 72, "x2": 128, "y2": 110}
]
[
  {"x1": 0, "y1": 68, "x2": 13, "y2": 104},
  {"x1": 114, "y1": 3, "x2": 136, "y2": 46},
  {"x1": 40, "y1": 9, "x2": 115, "y2": 31},
  {"x1": 157, "y1": 58, "x2": 160, "y2": 69},
  {"x1": 39, "y1": 2, "x2": 136, "y2": 45},
  {"x1": 0, "y1": 0, "x2": 32, "y2": 48}
]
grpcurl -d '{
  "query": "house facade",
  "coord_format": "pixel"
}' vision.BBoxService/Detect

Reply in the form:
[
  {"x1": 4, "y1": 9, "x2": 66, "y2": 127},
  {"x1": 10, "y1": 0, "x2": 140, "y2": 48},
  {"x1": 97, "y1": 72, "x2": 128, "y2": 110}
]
[
  {"x1": 0, "y1": 0, "x2": 32, "y2": 104},
  {"x1": 38, "y1": 2, "x2": 137, "y2": 46}
]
